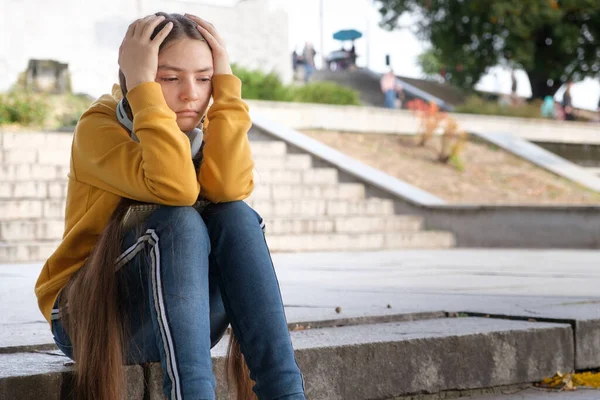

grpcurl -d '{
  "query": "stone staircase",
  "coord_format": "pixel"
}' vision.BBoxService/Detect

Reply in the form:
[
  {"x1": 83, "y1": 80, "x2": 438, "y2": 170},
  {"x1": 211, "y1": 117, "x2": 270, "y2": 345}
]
[{"x1": 0, "y1": 129, "x2": 455, "y2": 263}]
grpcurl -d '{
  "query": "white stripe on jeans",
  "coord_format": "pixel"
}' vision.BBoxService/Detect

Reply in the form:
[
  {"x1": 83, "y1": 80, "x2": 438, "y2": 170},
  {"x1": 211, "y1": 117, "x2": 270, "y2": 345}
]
[
  {"x1": 114, "y1": 232, "x2": 155, "y2": 270},
  {"x1": 115, "y1": 228, "x2": 183, "y2": 400}
]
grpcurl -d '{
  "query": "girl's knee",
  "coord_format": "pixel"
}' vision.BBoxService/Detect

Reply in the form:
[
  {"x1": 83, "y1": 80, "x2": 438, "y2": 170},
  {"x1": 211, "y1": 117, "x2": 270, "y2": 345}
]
[
  {"x1": 149, "y1": 206, "x2": 209, "y2": 243},
  {"x1": 206, "y1": 201, "x2": 259, "y2": 227}
]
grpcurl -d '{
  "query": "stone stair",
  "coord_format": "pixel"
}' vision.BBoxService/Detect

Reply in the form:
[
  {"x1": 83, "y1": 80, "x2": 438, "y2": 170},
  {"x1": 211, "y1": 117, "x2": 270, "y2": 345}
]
[
  {"x1": 0, "y1": 129, "x2": 455, "y2": 262},
  {"x1": 0, "y1": 315, "x2": 575, "y2": 400}
]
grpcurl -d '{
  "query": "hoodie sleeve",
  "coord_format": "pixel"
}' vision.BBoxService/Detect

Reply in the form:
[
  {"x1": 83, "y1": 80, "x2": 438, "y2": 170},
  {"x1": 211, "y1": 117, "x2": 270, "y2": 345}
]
[
  {"x1": 72, "y1": 82, "x2": 200, "y2": 205},
  {"x1": 198, "y1": 74, "x2": 254, "y2": 203}
]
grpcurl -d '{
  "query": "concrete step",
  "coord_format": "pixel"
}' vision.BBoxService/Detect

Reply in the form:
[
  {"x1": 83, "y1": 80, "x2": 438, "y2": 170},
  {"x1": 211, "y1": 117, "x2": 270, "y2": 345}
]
[
  {"x1": 0, "y1": 165, "x2": 69, "y2": 182},
  {"x1": 254, "y1": 168, "x2": 338, "y2": 185},
  {"x1": 0, "y1": 165, "x2": 340, "y2": 184},
  {"x1": 0, "y1": 241, "x2": 59, "y2": 263},
  {"x1": 0, "y1": 197, "x2": 394, "y2": 222},
  {"x1": 0, "y1": 215, "x2": 421, "y2": 243},
  {"x1": 0, "y1": 140, "x2": 290, "y2": 166},
  {"x1": 0, "y1": 317, "x2": 573, "y2": 400},
  {"x1": 0, "y1": 132, "x2": 72, "y2": 150},
  {"x1": 251, "y1": 140, "x2": 292, "y2": 156},
  {"x1": 250, "y1": 183, "x2": 365, "y2": 201},
  {"x1": 0, "y1": 215, "x2": 420, "y2": 242},
  {"x1": 0, "y1": 152, "x2": 311, "y2": 171},
  {"x1": 0, "y1": 231, "x2": 453, "y2": 262},
  {"x1": 0, "y1": 182, "x2": 67, "y2": 200},
  {"x1": 247, "y1": 198, "x2": 395, "y2": 217},
  {"x1": 254, "y1": 154, "x2": 312, "y2": 170},
  {"x1": 0, "y1": 133, "x2": 285, "y2": 151},
  {"x1": 0, "y1": 220, "x2": 64, "y2": 241},
  {"x1": 0, "y1": 182, "x2": 365, "y2": 221},
  {"x1": 0, "y1": 200, "x2": 65, "y2": 220},
  {"x1": 266, "y1": 231, "x2": 455, "y2": 251},
  {"x1": 266, "y1": 215, "x2": 423, "y2": 235}
]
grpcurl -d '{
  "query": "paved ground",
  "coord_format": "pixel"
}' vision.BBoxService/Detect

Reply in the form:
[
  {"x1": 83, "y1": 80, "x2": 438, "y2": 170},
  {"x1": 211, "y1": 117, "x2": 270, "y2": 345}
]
[{"x1": 2, "y1": 249, "x2": 600, "y2": 350}]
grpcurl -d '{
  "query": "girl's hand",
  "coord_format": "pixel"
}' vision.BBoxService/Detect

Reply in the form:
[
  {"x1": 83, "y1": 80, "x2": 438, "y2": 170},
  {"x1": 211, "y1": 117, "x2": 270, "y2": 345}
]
[
  {"x1": 184, "y1": 14, "x2": 232, "y2": 75},
  {"x1": 119, "y1": 14, "x2": 174, "y2": 89}
]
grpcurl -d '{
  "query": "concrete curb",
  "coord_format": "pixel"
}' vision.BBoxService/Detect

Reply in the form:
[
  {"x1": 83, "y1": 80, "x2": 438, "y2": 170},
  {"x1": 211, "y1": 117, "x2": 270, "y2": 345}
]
[
  {"x1": 464, "y1": 312, "x2": 600, "y2": 371},
  {"x1": 0, "y1": 317, "x2": 574, "y2": 400},
  {"x1": 0, "y1": 312, "x2": 448, "y2": 355}
]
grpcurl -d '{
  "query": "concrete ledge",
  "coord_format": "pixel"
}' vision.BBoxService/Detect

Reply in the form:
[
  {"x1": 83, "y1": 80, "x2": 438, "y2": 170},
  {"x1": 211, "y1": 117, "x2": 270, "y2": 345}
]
[
  {"x1": 0, "y1": 318, "x2": 574, "y2": 400},
  {"x1": 411, "y1": 203, "x2": 600, "y2": 249},
  {"x1": 0, "y1": 312, "x2": 448, "y2": 358},
  {"x1": 247, "y1": 100, "x2": 600, "y2": 145},
  {"x1": 463, "y1": 305, "x2": 600, "y2": 371},
  {"x1": 294, "y1": 318, "x2": 573, "y2": 399},
  {"x1": 0, "y1": 351, "x2": 145, "y2": 400},
  {"x1": 476, "y1": 131, "x2": 600, "y2": 192},
  {"x1": 576, "y1": 318, "x2": 600, "y2": 370}
]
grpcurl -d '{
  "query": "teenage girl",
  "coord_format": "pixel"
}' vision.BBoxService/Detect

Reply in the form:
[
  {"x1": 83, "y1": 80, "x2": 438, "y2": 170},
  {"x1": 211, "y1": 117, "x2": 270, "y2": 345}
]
[{"x1": 35, "y1": 12, "x2": 306, "y2": 400}]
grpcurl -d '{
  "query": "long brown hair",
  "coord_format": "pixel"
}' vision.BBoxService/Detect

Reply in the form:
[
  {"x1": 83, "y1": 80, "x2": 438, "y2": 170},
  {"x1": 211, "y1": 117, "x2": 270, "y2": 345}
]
[{"x1": 60, "y1": 12, "x2": 255, "y2": 400}]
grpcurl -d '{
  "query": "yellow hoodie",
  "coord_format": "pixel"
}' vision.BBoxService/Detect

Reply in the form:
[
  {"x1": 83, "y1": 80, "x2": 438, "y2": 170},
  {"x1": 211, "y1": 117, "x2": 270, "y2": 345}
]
[{"x1": 35, "y1": 74, "x2": 254, "y2": 324}]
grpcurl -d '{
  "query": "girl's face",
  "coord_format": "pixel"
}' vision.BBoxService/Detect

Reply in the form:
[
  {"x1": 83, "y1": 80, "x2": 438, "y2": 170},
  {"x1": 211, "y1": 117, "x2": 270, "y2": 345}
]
[{"x1": 156, "y1": 38, "x2": 213, "y2": 133}]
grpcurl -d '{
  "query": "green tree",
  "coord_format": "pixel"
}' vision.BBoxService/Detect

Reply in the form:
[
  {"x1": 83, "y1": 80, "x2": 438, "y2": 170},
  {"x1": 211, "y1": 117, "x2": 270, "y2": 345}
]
[
  {"x1": 377, "y1": 0, "x2": 600, "y2": 98},
  {"x1": 417, "y1": 48, "x2": 442, "y2": 79}
]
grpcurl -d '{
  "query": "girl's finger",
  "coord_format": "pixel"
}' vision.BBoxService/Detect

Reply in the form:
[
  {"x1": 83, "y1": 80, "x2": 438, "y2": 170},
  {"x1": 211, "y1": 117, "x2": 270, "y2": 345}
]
[
  {"x1": 140, "y1": 15, "x2": 166, "y2": 40},
  {"x1": 151, "y1": 21, "x2": 173, "y2": 45},
  {"x1": 133, "y1": 15, "x2": 156, "y2": 38},
  {"x1": 186, "y1": 14, "x2": 223, "y2": 43},
  {"x1": 196, "y1": 24, "x2": 218, "y2": 50},
  {"x1": 125, "y1": 20, "x2": 137, "y2": 38}
]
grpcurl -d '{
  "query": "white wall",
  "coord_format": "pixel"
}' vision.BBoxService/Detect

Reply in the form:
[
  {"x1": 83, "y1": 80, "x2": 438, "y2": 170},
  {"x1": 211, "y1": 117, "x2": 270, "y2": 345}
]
[{"x1": 0, "y1": 0, "x2": 290, "y2": 98}]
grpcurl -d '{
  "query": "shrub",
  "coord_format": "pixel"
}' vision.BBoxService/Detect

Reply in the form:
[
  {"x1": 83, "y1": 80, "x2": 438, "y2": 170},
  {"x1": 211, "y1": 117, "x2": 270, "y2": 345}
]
[
  {"x1": 232, "y1": 64, "x2": 360, "y2": 106},
  {"x1": 407, "y1": 99, "x2": 469, "y2": 170},
  {"x1": 455, "y1": 95, "x2": 542, "y2": 119},
  {"x1": 232, "y1": 64, "x2": 293, "y2": 101},
  {"x1": 407, "y1": 99, "x2": 445, "y2": 146},
  {"x1": 0, "y1": 91, "x2": 48, "y2": 126},
  {"x1": 439, "y1": 116, "x2": 468, "y2": 171},
  {"x1": 291, "y1": 82, "x2": 360, "y2": 106},
  {"x1": 50, "y1": 93, "x2": 94, "y2": 128}
]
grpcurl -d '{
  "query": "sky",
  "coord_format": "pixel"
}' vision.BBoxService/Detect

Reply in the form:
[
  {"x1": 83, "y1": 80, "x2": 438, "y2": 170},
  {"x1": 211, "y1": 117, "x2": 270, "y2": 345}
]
[{"x1": 270, "y1": 0, "x2": 600, "y2": 111}]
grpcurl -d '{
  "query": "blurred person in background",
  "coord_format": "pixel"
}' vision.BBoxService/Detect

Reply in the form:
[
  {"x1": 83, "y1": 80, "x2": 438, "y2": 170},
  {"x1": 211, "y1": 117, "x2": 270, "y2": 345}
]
[
  {"x1": 302, "y1": 42, "x2": 316, "y2": 83},
  {"x1": 562, "y1": 80, "x2": 575, "y2": 121},
  {"x1": 541, "y1": 95, "x2": 555, "y2": 119},
  {"x1": 381, "y1": 68, "x2": 398, "y2": 109}
]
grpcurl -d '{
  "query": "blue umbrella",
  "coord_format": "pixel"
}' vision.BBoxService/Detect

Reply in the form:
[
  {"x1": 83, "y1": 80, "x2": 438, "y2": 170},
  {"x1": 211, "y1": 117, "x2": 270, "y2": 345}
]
[{"x1": 333, "y1": 29, "x2": 363, "y2": 41}]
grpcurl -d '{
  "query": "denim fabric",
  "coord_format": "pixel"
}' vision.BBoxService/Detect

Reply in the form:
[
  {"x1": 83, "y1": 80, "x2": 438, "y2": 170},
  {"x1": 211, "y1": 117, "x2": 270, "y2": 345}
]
[
  {"x1": 303, "y1": 64, "x2": 314, "y2": 83},
  {"x1": 51, "y1": 201, "x2": 305, "y2": 400},
  {"x1": 384, "y1": 89, "x2": 396, "y2": 109}
]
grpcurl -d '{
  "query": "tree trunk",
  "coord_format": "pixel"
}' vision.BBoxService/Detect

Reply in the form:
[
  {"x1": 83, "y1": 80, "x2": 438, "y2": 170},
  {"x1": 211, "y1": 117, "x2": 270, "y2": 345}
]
[{"x1": 527, "y1": 72, "x2": 561, "y2": 100}]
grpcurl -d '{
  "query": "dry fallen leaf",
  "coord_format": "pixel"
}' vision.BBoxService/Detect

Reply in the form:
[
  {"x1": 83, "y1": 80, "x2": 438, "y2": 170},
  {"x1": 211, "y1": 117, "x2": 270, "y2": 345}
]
[{"x1": 538, "y1": 371, "x2": 600, "y2": 390}]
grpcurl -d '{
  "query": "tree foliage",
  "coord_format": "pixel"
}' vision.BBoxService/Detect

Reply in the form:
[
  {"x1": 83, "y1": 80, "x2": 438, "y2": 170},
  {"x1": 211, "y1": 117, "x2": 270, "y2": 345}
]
[
  {"x1": 377, "y1": 0, "x2": 600, "y2": 98},
  {"x1": 417, "y1": 48, "x2": 442, "y2": 79}
]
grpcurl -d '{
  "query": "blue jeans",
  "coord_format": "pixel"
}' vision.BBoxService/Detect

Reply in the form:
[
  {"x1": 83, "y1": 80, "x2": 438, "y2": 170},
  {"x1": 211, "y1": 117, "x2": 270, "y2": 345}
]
[
  {"x1": 51, "y1": 201, "x2": 305, "y2": 400},
  {"x1": 384, "y1": 89, "x2": 396, "y2": 109},
  {"x1": 303, "y1": 64, "x2": 313, "y2": 83}
]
